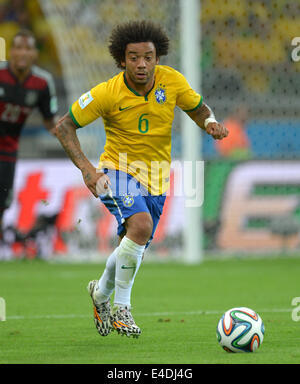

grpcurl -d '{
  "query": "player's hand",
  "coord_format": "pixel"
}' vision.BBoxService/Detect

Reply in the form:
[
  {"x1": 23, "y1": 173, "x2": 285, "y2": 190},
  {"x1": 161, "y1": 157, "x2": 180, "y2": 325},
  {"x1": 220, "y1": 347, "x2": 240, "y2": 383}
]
[
  {"x1": 206, "y1": 122, "x2": 228, "y2": 140},
  {"x1": 81, "y1": 168, "x2": 111, "y2": 198},
  {"x1": 96, "y1": 173, "x2": 112, "y2": 196}
]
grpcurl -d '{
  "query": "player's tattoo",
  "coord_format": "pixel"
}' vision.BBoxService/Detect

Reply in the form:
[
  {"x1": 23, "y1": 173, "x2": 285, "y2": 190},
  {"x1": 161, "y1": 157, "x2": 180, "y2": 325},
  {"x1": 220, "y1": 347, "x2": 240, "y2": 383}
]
[
  {"x1": 187, "y1": 102, "x2": 215, "y2": 130},
  {"x1": 187, "y1": 102, "x2": 228, "y2": 139},
  {"x1": 55, "y1": 113, "x2": 100, "y2": 197},
  {"x1": 83, "y1": 171, "x2": 92, "y2": 182},
  {"x1": 55, "y1": 114, "x2": 88, "y2": 169}
]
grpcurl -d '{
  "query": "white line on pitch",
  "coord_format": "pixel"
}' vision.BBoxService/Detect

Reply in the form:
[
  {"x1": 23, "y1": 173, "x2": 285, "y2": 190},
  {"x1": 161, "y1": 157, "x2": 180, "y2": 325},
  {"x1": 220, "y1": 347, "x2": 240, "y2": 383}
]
[{"x1": 5, "y1": 308, "x2": 292, "y2": 321}]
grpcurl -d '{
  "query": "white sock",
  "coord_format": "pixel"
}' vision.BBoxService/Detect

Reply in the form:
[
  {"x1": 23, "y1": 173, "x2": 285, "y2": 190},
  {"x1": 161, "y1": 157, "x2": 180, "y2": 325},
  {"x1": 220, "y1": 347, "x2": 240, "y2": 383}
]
[
  {"x1": 114, "y1": 236, "x2": 145, "y2": 308},
  {"x1": 95, "y1": 246, "x2": 119, "y2": 304}
]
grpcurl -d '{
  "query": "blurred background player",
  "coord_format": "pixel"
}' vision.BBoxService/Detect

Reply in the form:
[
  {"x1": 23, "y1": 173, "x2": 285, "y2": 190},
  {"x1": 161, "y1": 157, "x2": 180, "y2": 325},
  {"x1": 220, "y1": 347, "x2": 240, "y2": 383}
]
[
  {"x1": 55, "y1": 20, "x2": 228, "y2": 338},
  {"x1": 0, "y1": 29, "x2": 58, "y2": 246}
]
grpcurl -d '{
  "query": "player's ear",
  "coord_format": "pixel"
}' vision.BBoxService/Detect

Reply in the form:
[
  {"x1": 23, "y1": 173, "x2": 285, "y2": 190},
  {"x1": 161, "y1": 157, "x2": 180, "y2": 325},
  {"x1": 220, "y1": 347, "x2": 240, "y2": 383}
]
[{"x1": 156, "y1": 56, "x2": 160, "y2": 64}]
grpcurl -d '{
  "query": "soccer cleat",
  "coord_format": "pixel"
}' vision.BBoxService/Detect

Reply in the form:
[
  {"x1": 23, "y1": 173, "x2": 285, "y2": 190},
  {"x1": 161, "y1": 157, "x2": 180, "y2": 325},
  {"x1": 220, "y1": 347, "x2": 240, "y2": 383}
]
[
  {"x1": 87, "y1": 280, "x2": 112, "y2": 336},
  {"x1": 111, "y1": 305, "x2": 141, "y2": 338}
]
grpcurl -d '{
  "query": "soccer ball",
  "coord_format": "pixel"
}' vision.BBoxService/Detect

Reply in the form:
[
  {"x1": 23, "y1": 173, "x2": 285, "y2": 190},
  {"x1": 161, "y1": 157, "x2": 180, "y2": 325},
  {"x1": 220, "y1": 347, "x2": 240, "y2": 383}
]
[{"x1": 216, "y1": 307, "x2": 264, "y2": 353}]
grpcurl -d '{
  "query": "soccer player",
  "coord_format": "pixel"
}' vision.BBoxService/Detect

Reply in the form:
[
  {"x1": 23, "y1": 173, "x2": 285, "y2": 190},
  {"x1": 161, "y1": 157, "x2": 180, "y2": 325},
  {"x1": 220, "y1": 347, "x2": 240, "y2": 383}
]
[
  {"x1": 0, "y1": 29, "x2": 58, "y2": 244},
  {"x1": 55, "y1": 20, "x2": 228, "y2": 338}
]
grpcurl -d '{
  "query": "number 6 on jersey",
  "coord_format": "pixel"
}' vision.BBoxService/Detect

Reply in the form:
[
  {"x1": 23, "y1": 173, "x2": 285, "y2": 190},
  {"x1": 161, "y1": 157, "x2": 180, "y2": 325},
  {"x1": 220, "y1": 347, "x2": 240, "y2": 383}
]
[{"x1": 138, "y1": 113, "x2": 149, "y2": 133}]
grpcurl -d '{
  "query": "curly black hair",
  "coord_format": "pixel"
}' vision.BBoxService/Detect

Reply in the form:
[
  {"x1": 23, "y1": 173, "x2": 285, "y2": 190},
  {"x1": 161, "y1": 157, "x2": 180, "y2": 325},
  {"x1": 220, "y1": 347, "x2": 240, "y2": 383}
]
[{"x1": 108, "y1": 20, "x2": 169, "y2": 69}]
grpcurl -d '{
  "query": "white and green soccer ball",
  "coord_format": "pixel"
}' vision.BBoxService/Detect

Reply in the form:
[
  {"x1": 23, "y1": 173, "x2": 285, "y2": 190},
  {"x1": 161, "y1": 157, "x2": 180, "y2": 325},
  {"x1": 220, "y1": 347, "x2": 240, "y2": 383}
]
[{"x1": 216, "y1": 307, "x2": 265, "y2": 353}]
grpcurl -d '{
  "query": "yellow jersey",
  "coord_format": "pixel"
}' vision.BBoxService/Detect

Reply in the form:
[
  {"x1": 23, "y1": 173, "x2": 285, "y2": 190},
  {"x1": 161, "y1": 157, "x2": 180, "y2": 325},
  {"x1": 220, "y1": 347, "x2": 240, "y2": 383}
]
[{"x1": 70, "y1": 65, "x2": 202, "y2": 195}]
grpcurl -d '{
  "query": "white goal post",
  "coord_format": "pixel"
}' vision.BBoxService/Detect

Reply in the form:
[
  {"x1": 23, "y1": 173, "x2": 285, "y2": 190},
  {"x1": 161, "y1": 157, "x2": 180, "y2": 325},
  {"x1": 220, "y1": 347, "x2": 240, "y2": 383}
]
[{"x1": 180, "y1": 0, "x2": 203, "y2": 263}]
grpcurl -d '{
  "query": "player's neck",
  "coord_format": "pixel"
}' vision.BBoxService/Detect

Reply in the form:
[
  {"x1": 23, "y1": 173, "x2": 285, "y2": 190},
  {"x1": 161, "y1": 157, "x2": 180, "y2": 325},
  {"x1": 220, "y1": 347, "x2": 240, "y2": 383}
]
[
  {"x1": 9, "y1": 64, "x2": 31, "y2": 83},
  {"x1": 124, "y1": 72, "x2": 155, "y2": 96}
]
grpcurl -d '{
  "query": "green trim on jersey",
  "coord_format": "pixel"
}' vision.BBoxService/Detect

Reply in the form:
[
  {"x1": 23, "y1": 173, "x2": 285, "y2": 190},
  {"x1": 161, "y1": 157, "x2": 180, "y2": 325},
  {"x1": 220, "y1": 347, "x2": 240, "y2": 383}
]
[
  {"x1": 123, "y1": 72, "x2": 155, "y2": 101},
  {"x1": 69, "y1": 106, "x2": 82, "y2": 128},
  {"x1": 123, "y1": 72, "x2": 141, "y2": 96},
  {"x1": 183, "y1": 96, "x2": 203, "y2": 112}
]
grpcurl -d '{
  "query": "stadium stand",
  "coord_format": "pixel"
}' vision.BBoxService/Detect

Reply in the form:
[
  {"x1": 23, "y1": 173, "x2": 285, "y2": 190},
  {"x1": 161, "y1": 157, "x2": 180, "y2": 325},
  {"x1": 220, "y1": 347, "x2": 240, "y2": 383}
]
[{"x1": 0, "y1": 0, "x2": 298, "y2": 159}]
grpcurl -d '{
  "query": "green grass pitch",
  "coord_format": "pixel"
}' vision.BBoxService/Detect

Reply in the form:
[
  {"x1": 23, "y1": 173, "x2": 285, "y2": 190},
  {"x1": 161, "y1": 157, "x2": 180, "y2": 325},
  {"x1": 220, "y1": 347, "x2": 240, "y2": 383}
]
[{"x1": 0, "y1": 257, "x2": 300, "y2": 364}]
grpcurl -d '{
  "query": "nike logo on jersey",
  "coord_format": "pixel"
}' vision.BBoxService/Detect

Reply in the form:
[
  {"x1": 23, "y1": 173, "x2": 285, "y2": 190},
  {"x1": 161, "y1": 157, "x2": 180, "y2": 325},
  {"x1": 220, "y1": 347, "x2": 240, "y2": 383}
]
[
  {"x1": 119, "y1": 106, "x2": 132, "y2": 111},
  {"x1": 121, "y1": 265, "x2": 135, "y2": 269}
]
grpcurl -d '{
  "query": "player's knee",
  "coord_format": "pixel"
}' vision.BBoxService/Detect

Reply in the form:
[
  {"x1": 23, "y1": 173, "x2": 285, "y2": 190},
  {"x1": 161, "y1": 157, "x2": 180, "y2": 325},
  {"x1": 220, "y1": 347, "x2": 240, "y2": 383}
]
[
  {"x1": 133, "y1": 216, "x2": 153, "y2": 241},
  {"x1": 126, "y1": 213, "x2": 153, "y2": 245},
  {"x1": 138, "y1": 218, "x2": 153, "y2": 240}
]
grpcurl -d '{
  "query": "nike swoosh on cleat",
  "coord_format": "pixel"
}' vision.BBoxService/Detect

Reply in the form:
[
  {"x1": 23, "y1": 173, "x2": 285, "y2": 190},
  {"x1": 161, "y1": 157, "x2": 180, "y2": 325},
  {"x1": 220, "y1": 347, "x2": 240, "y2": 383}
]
[
  {"x1": 121, "y1": 265, "x2": 135, "y2": 269},
  {"x1": 119, "y1": 106, "x2": 132, "y2": 111}
]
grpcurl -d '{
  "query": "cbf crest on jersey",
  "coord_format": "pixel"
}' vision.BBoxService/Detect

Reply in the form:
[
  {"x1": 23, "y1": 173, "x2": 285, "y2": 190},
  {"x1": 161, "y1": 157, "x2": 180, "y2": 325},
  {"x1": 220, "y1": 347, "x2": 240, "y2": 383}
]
[
  {"x1": 154, "y1": 84, "x2": 166, "y2": 104},
  {"x1": 122, "y1": 194, "x2": 134, "y2": 208}
]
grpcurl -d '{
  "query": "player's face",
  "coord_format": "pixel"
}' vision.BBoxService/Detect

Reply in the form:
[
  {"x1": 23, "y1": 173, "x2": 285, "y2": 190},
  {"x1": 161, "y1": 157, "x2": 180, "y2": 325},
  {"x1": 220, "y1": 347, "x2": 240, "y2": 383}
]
[
  {"x1": 10, "y1": 36, "x2": 37, "y2": 72},
  {"x1": 122, "y1": 42, "x2": 159, "y2": 87}
]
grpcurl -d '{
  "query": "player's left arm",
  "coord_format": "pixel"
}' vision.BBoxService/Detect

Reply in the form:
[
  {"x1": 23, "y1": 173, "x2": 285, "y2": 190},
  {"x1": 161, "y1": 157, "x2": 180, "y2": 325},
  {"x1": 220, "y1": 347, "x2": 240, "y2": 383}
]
[
  {"x1": 187, "y1": 102, "x2": 228, "y2": 140},
  {"x1": 38, "y1": 73, "x2": 59, "y2": 136}
]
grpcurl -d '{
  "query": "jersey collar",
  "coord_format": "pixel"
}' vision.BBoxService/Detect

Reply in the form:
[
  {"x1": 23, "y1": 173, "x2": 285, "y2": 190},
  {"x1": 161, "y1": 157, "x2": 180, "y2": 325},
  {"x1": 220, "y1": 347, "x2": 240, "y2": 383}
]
[
  {"x1": 7, "y1": 63, "x2": 32, "y2": 85},
  {"x1": 123, "y1": 72, "x2": 155, "y2": 101}
]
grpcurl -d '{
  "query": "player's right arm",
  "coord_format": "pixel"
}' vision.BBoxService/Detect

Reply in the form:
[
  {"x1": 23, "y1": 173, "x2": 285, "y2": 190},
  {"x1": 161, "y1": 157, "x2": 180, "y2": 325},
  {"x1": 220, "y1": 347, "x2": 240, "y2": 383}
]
[
  {"x1": 55, "y1": 112, "x2": 102, "y2": 197},
  {"x1": 56, "y1": 83, "x2": 112, "y2": 197}
]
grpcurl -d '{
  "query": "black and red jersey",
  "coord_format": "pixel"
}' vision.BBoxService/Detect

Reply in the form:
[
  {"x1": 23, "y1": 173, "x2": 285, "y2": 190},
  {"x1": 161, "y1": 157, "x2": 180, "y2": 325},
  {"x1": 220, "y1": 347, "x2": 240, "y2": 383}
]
[{"x1": 0, "y1": 61, "x2": 57, "y2": 162}]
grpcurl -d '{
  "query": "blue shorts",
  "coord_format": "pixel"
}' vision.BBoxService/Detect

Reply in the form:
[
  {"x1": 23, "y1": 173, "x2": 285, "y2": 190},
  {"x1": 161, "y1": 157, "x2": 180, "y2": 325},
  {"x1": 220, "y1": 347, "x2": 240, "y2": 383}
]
[{"x1": 99, "y1": 169, "x2": 166, "y2": 248}]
